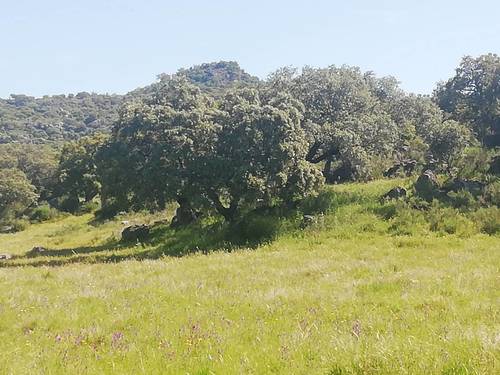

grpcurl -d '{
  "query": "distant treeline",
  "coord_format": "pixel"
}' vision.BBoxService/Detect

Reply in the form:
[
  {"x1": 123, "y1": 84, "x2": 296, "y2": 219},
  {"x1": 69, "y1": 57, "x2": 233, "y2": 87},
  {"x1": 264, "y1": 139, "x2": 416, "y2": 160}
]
[{"x1": 0, "y1": 62, "x2": 259, "y2": 144}]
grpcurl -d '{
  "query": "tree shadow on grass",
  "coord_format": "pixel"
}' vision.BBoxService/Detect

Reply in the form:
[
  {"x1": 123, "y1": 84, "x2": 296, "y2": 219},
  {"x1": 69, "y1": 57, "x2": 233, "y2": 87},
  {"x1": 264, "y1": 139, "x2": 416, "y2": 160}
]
[{"x1": 0, "y1": 215, "x2": 285, "y2": 268}]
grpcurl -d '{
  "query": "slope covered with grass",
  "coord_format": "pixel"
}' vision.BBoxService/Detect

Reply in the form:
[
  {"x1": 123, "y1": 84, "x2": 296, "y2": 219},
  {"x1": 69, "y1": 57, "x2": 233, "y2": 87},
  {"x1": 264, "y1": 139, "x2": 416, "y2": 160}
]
[{"x1": 0, "y1": 180, "x2": 498, "y2": 374}]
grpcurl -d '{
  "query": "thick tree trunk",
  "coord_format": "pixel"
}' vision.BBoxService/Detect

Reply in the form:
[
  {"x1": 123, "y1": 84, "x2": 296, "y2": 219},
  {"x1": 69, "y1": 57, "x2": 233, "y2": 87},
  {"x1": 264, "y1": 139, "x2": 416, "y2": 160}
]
[
  {"x1": 170, "y1": 196, "x2": 197, "y2": 228},
  {"x1": 208, "y1": 191, "x2": 239, "y2": 222},
  {"x1": 323, "y1": 157, "x2": 334, "y2": 183}
]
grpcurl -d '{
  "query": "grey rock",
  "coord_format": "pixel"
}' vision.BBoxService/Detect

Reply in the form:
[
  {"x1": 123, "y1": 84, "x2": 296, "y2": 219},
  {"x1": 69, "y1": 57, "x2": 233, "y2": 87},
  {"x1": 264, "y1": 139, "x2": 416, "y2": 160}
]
[
  {"x1": 382, "y1": 187, "x2": 407, "y2": 200},
  {"x1": 27, "y1": 246, "x2": 47, "y2": 257},
  {"x1": 415, "y1": 170, "x2": 440, "y2": 201},
  {"x1": 121, "y1": 224, "x2": 150, "y2": 243},
  {"x1": 0, "y1": 226, "x2": 14, "y2": 234}
]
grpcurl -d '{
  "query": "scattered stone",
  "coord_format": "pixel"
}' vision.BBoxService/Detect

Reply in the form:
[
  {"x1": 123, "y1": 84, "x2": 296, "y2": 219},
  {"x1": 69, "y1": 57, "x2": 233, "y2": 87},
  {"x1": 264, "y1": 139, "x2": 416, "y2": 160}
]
[
  {"x1": 415, "y1": 169, "x2": 440, "y2": 201},
  {"x1": 170, "y1": 198, "x2": 198, "y2": 228},
  {"x1": 383, "y1": 164, "x2": 401, "y2": 178},
  {"x1": 121, "y1": 224, "x2": 150, "y2": 243},
  {"x1": 152, "y1": 219, "x2": 169, "y2": 227},
  {"x1": 445, "y1": 179, "x2": 485, "y2": 195},
  {"x1": 0, "y1": 226, "x2": 14, "y2": 234},
  {"x1": 120, "y1": 220, "x2": 130, "y2": 226},
  {"x1": 401, "y1": 159, "x2": 417, "y2": 175},
  {"x1": 300, "y1": 215, "x2": 317, "y2": 229},
  {"x1": 384, "y1": 160, "x2": 417, "y2": 178},
  {"x1": 27, "y1": 246, "x2": 47, "y2": 257},
  {"x1": 0, "y1": 253, "x2": 12, "y2": 260},
  {"x1": 382, "y1": 186, "x2": 407, "y2": 200}
]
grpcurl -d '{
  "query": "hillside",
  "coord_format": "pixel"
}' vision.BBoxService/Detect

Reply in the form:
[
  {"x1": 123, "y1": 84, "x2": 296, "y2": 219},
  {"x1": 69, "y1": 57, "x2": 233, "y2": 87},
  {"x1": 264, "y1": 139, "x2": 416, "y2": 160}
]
[
  {"x1": 0, "y1": 61, "x2": 257, "y2": 144},
  {"x1": 1, "y1": 180, "x2": 498, "y2": 374}
]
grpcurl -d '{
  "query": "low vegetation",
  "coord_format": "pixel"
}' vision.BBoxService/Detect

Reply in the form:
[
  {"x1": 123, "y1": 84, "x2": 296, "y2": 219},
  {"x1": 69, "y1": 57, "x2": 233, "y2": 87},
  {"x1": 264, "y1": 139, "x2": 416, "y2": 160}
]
[{"x1": 0, "y1": 180, "x2": 498, "y2": 374}]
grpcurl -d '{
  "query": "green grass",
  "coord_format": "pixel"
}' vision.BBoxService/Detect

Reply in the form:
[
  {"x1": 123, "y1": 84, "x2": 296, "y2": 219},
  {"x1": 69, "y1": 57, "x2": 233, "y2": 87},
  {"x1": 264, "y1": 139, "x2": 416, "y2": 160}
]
[{"x1": 0, "y1": 179, "x2": 499, "y2": 374}]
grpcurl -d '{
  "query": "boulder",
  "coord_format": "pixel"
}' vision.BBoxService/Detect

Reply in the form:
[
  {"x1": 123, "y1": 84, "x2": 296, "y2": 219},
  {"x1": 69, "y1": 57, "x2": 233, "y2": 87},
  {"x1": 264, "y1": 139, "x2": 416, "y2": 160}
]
[
  {"x1": 0, "y1": 226, "x2": 14, "y2": 234},
  {"x1": 415, "y1": 169, "x2": 440, "y2": 201},
  {"x1": 445, "y1": 179, "x2": 485, "y2": 196},
  {"x1": 385, "y1": 160, "x2": 418, "y2": 178},
  {"x1": 27, "y1": 246, "x2": 47, "y2": 257},
  {"x1": 401, "y1": 159, "x2": 417, "y2": 176},
  {"x1": 300, "y1": 215, "x2": 317, "y2": 229},
  {"x1": 382, "y1": 187, "x2": 407, "y2": 200},
  {"x1": 121, "y1": 224, "x2": 150, "y2": 243},
  {"x1": 170, "y1": 199, "x2": 198, "y2": 228},
  {"x1": 383, "y1": 163, "x2": 402, "y2": 178},
  {"x1": 0, "y1": 253, "x2": 12, "y2": 260}
]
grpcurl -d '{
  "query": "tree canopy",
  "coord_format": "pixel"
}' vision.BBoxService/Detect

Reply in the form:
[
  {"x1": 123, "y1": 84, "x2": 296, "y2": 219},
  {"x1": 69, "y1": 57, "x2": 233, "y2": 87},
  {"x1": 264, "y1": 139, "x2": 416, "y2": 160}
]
[
  {"x1": 0, "y1": 56, "x2": 497, "y2": 226},
  {"x1": 434, "y1": 53, "x2": 500, "y2": 147}
]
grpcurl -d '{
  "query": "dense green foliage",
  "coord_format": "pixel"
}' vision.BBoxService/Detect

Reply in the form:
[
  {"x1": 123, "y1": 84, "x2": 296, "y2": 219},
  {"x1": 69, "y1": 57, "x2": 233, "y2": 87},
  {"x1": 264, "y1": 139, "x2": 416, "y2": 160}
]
[
  {"x1": 0, "y1": 55, "x2": 498, "y2": 229},
  {"x1": 0, "y1": 168, "x2": 38, "y2": 221},
  {"x1": 176, "y1": 61, "x2": 259, "y2": 92},
  {"x1": 434, "y1": 53, "x2": 500, "y2": 147},
  {"x1": 0, "y1": 61, "x2": 257, "y2": 144},
  {"x1": 97, "y1": 78, "x2": 322, "y2": 221},
  {"x1": 0, "y1": 93, "x2": 122, "y2": 144},
  {"x1": 55, "y1": 134, "x2": 108, "y2": 213}
]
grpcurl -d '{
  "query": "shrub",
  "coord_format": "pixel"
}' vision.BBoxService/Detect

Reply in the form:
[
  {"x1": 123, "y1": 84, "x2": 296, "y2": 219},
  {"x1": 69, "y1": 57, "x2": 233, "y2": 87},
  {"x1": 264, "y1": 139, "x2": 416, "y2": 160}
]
[
  {"x1": 426, "y1": 205, "x2": 477, "y2": 236},
  {"x1": 79, "y1": 201, "x2": 99, "y2": 214},
  {"x1": 29, "y1": 204, "x2": 59, "y2": 222},
  {"x1": 229, "y1": 213, "x2": 281, "y2": 245},
  {"x1": 473, "y1": 207, "x2": 500, "y2": 235},
  {"x1": 388, "y1": 206, "x2": 427, "y2": 236},
  {"x1": 8, "y1": 219, "x2": 29, "y2": 232},
  {"x1": 483, "y1": 181, "x2": 500, "y2": 206},
  {"x1": 447, "y1": 190, "x2": 479, "y2": 211},
  {"x1": 453, "y1": 147, "x2": 492, "y2": 180},
  {"x1": 299, "y1": 190, "x2": 336, "y2": 215}
]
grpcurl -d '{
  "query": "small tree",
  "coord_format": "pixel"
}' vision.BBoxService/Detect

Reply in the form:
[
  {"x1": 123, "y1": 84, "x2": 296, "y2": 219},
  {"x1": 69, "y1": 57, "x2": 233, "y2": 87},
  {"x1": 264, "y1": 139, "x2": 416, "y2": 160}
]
[
  {"x1": 268, "y1": 65, "x2": 399, "y2": 181},
  {"x1": 434, "y1": 54, "x2": 500, "y2": 147},
  {"x1": 56, "y1": 133, "x2": 107, "y2": 212},
  {"x1": 203, "y1": 89, "x2": 323, "y2": 221},
  {"x1": 0, "y1": 168, "x2": 38, "y2": 220}
]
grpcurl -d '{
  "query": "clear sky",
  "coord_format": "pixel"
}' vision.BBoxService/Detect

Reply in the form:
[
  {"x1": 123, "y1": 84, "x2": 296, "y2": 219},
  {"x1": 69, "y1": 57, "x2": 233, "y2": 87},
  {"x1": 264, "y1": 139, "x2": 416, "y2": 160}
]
[{"x1": 1, "y1": 0, "x2": 499, "y2": 98}]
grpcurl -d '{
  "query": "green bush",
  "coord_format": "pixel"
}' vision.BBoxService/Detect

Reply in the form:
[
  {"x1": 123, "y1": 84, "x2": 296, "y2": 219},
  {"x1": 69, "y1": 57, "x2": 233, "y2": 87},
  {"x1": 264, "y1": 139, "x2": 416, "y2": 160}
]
[
  {"x1": 473, "y1": 207, "x2": 500, "y2": 235},
  {"x1": 453, "y1": 147, "x2": 492, "y2": 180},
  {"x1": 79, "y1": 201, "x2": 99, "y2": 214},
  {"x1": 299, "y1": 190, "x2": 336, "y2": 215},
  {"x1": 229, "y1": 213, "x2": 281, "y2": 245},
  {"x1": 427, "y1": 205, "x2": 477, "y2": 236},
  {"x1": 8, "y1": 219, "x2": 29, "y2": 232},
  {"x1": 448, "y1": 190, "x2": 479, "y2": 211},
  {"x1": 59, "y1": 196, "x2": 80, "y2": 213},
  {"x1": 29, "y1": 204, "x2": 59, "y2": 223},
  {"x1": 483, "y1": 181, "x2": 500, "y2": 206},
  {"x1": 388, "y1": 206, "x2": 427, "y2": 236}
]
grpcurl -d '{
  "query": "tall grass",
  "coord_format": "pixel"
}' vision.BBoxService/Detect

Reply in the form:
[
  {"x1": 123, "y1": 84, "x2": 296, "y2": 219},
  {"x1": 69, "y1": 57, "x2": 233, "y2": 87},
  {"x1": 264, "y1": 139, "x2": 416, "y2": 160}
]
[{"x1": 0, "y1": 179, "x2": 498, "y2": 374}]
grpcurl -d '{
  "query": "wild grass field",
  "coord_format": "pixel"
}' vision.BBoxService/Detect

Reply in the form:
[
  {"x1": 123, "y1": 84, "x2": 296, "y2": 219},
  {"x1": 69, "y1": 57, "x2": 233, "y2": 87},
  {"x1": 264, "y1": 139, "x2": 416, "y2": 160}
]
[{"x1": 0, "y1": 179, "x2": 499, "y2": 374}]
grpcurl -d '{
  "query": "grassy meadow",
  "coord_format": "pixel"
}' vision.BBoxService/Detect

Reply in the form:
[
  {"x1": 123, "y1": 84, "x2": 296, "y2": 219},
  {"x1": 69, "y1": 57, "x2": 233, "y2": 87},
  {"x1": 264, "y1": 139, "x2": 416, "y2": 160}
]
[{"x1": 0, "y1": 179, "x2": 499, "y2": 374}]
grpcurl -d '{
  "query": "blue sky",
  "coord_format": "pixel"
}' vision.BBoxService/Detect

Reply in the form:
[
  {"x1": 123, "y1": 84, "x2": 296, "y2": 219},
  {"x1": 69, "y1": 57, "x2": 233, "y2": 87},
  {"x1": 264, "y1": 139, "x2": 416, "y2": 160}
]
[{"x1": 1, "y1": 0, "x2": 499, "y2": 98}]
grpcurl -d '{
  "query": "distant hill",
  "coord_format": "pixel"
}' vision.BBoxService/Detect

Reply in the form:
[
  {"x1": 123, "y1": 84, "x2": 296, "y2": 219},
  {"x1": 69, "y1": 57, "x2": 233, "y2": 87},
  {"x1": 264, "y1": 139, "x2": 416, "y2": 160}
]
[
  {"x1": 176, "y1": 61, "x2": 259, "y2": 91},
  {"x1": 0, "y1": 61, "x2": 258, "y2": 144}
]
